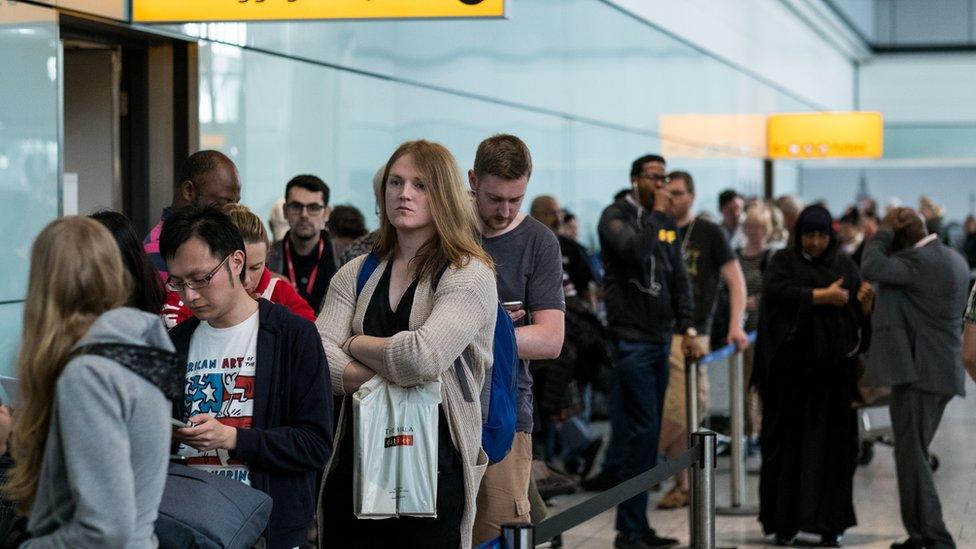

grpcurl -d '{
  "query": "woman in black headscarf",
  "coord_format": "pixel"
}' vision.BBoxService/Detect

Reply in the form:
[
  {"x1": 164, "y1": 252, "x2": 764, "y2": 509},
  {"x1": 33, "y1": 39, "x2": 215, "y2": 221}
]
[{"x1": 752, "y1": 205, "x2": 874, "y2": 547}]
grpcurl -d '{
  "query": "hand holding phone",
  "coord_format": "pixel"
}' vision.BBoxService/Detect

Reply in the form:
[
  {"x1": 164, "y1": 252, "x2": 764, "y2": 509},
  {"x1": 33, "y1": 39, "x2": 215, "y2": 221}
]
[{"x1": 502, "y1": 301, "x2": 526, "y2": 323}]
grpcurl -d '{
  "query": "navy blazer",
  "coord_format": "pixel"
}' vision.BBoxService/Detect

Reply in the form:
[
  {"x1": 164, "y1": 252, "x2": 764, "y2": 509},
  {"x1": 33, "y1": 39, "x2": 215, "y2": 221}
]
[
  {"x1": 169, "y1": 299, "x2": 333, "y2": 549},
  {"x1": 861, "y1": 228, "x2": 969, "y2": 397}
]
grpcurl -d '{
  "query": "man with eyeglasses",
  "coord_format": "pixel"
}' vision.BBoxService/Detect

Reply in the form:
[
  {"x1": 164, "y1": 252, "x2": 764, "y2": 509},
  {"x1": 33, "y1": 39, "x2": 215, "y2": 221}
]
[
  {"x1": 162, "y1": 205, "x2": 333, "y2": 549},
  {"x1": 144, "y1": 149, "x2": 242, "y2": 327},
  {"x1": 267, "y1": 174, "x2": 337, "y2": 314},
  {"x1": 655, "y1": 170, "x2": 748, "y2": 510},
  {"x1": 584, "y1": 154, "x2": 694, "y2": 549}
]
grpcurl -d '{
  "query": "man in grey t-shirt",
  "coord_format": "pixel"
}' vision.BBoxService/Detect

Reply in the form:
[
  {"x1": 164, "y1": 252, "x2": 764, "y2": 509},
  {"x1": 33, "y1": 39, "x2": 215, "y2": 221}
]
[{"x1": 469, "y1": 134, "x2": 566, "y2": 545}]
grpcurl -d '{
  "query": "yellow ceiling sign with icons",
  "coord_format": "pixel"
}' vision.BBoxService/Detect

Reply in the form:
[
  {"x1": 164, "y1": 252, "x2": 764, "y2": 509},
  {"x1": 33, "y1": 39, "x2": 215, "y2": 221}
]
[
  {"x1": 767, "y1": 111, "x2": 883, "y2": 159},
  {"x1": 132, "y1": 0, "x2": 506, "y2": 23}
]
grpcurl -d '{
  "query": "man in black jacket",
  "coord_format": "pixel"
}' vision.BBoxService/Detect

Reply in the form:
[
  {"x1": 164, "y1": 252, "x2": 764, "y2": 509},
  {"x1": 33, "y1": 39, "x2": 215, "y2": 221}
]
[
  {"x1": 162, "y1": 205, "x2": 333, "y2": 549},
  {"x1": 267, "y1": 174, "x2": 338, "y2": 314},
  {"x1": 587, "y1": 154, "x2": 695, "y2": 549}
]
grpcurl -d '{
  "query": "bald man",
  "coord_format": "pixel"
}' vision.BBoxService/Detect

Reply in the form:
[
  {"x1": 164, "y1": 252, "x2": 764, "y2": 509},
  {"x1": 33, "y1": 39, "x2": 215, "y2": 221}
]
[
  {"x1": 144, "y1": 149, "x2": 241, "y2": 326},
  {"x1": 862, "y1": 207, "x2": 969, "y2": 549},
  {"x1": 530, "y1": 195, "x2": 596, "y2": 303}
]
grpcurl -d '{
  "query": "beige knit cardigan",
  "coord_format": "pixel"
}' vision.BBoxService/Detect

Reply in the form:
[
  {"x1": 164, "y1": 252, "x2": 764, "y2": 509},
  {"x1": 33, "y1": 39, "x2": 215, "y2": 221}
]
[{"x1": 316, "y1": 254, "x2": 497, "y2": 549}]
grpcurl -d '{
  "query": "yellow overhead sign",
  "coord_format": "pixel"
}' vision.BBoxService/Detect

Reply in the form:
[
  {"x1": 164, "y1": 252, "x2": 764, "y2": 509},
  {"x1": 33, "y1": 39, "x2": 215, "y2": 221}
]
[
  {"x1": 767, "y1": 111, "x2": 883, "y2": 159},
  {"x1": 132, "y1": 0, "x2": 506, "y2": 23}
]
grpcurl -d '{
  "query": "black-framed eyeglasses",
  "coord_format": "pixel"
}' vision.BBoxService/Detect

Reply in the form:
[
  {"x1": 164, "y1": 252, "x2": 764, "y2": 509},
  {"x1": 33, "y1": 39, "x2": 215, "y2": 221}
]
[
  {"x1": 285, "y1": 201, "x2": 326, "y2": 215},
  {"x1": 639, "y1": 174, "x2": 668, "y2": 183},
  {"x1": 165, "y1": 255, "x2": 230, "y2": 293}
]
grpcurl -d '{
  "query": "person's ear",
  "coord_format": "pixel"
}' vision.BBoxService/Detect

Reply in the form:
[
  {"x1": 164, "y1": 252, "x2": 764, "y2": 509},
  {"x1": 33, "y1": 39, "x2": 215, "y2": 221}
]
[
  {"x1": 467, "y1": 169, "x2": 478, "y2": 192},
  {"x1": 229, "y1": 250, "x2": 246, "y2": 280},
  {"x1": 179, "y1": 180, "x2": 196, "y2": 204}
]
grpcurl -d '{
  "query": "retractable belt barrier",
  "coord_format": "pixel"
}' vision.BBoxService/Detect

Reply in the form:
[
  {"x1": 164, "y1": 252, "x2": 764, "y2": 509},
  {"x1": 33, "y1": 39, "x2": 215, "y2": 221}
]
[
  {"x1": 477, "y1": 431, "x2": 718, "y2": 549},
  {"x1": 697, "y1": 332, "x2": 757, "y2": 366},
  {"x1": 476, "y1": 335, "x2": 761, "y2": 548},
  {"x1": 687, "y1": 331, "x2": 758, "y2": 517}
]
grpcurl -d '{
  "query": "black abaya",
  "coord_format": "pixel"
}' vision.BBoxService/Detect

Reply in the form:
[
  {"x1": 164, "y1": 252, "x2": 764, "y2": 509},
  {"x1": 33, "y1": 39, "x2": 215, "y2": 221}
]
[{"x1": 753, "y1": 233, "x2": 866, "y2": 538}]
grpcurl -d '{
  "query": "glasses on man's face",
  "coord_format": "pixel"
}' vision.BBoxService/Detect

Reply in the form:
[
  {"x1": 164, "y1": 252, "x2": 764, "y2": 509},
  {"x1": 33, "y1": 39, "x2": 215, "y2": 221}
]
[
  {"x1": 639, "y1": 174, "x2": 668, "y2": 183},
  {"x1": 285, "y1": 201, "x2": 325, "y2": 215},
  {"x1": 165, "y1": 255, "x2": 230, "y2": 293}
]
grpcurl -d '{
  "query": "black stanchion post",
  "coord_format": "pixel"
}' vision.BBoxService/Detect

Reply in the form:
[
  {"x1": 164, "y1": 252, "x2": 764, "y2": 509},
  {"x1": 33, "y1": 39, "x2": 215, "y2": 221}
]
[
  {"x1": 501, "y1": 523, "x2": 534, "y2": 549},
  {"x1": 690, "y1": 430, "x2": 717, "y2": 549}
]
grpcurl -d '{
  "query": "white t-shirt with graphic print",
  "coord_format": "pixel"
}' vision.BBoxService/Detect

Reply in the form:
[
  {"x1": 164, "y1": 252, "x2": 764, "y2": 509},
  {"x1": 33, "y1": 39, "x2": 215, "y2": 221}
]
[{"x1": 179, "y1": 309, "x2": 259, "y2": 485}]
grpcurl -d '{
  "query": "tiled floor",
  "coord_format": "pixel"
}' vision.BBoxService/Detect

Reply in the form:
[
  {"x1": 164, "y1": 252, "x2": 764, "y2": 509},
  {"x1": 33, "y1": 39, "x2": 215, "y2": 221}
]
[{"x1": 544, "y1": 378, "x2": 976, "y2": 548}]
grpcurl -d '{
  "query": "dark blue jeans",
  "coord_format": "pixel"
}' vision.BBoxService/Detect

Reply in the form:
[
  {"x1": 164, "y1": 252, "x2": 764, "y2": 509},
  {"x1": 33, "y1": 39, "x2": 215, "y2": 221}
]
[{"x1": 607, "y1": 339, "x2": 671, "y2": 536}]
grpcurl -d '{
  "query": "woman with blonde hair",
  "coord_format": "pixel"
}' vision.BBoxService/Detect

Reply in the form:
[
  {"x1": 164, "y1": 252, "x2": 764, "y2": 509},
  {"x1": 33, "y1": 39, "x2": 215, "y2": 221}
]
[
  {"x1": 738, "y1": 202, "x2": 774, "y2": 452},
  {"x1": 6, "y1": 216, "x2": 178, "y2": 546},
  {"x1": 222, "y1": 203, "x2": 316, "y2": 322},
  {"x1": 317, "y1": 140, "x2": 496, "y2": 548}
]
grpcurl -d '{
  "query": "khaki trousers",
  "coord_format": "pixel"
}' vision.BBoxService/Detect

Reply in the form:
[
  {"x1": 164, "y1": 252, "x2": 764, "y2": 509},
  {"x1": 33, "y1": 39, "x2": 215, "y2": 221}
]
[{"x1": 472, "y1": 432, "x2": 532, "y2": 545}]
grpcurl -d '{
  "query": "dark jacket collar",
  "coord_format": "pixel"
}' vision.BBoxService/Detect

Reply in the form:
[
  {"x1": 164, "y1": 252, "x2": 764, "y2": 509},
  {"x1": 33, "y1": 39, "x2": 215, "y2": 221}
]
[{"x1": 169, "y1": 299, "x2": 282, "y2": 427}]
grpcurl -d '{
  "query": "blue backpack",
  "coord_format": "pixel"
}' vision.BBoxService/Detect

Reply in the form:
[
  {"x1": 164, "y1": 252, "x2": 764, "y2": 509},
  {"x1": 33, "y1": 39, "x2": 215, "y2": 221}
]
[{"x1": 356, "y1": 252, "x2": 518, "y2": 463}]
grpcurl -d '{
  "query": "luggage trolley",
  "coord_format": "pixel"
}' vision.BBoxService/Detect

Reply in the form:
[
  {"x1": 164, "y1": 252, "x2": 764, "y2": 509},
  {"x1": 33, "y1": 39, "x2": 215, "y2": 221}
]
[{"x1": 854, "y1": 398, "x2": 940, "y2": 471}]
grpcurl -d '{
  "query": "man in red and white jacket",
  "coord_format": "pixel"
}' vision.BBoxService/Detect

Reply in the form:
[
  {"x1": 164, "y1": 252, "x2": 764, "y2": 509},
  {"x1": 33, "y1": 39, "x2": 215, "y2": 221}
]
[{"x1": 249, "y1": 267, "x2": 315, "y2": 322}]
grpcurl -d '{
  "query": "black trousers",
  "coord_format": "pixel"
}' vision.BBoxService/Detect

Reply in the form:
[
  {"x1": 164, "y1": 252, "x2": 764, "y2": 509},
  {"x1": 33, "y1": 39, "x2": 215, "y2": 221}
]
[{"x1": 320, "y1": 412, "x2": 464, "y2": 549}]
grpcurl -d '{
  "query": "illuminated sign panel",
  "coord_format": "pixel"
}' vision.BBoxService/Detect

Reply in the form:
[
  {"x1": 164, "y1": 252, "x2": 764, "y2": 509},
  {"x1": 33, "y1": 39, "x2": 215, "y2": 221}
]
[
  {"x1": 132, "y1": 0, "x2": 506, "y2": 23},
  {"x1": 767, "y1": 111, "x2": 883, "y2": 159},
  {"x1": 660, "y1": 114, "x2": 766, "y2": 159}
]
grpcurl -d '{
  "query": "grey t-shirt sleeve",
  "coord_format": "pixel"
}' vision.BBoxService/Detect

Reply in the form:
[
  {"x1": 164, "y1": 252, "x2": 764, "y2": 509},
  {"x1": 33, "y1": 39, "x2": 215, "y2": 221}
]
[
  {"x1": 517, "y1": 226, "x2": 565, "y2": 434},
  {"x1": 526, "y1": 228, "x2": 567, "y2": 313}
]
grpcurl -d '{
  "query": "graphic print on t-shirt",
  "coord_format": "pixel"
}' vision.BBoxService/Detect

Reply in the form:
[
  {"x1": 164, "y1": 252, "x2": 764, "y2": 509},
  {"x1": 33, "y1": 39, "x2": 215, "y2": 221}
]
[{"x1": 180, "y1": 311, "x2": 259, "y2": 485}]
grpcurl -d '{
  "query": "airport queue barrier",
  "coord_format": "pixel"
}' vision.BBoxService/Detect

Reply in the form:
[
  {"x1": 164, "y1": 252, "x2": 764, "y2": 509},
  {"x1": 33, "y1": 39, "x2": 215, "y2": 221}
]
[
  {"x1": 689, "y1": 332, "x2": 758, "y2": 516},
  {"x1": 477, "y1": 335, "x2": 764, "y2": 548},
  {"x1": 478, "y1": 430, "x2": 717, "y2": 549}
]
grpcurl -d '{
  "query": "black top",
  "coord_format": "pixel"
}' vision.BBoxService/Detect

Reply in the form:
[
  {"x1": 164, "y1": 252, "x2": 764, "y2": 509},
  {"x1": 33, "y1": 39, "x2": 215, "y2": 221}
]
[
  {"x1": 558, "y1": 234, "x2": 596, "y2": 297},
  {"x1": 597, "y1": 197, "x2": 695, "y2": 343},
  {"x1": 751, "y1": 228, "x2": 867, "y2": 392},
  {"x1": 286, "y1": 230, "x2": 337, "y2": 314},
  {"x1": 356, "y1": 261, "x2": 458, "y2": 474},
  {"x1": 677, "y1": 216, "x2": 735, "y2": 334}
]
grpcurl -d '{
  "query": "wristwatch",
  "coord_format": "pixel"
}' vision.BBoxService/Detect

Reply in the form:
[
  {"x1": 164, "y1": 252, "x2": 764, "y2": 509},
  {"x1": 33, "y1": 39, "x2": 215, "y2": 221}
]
[{"x1": 684, "y1": 327, "x2": 698, "y2": 338}]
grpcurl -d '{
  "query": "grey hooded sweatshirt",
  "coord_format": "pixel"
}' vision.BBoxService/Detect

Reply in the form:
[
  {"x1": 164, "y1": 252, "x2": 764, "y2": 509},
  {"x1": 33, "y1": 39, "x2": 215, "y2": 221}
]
[{"x1": 24, "y1": 308, "x2": 173, "y2": 548}]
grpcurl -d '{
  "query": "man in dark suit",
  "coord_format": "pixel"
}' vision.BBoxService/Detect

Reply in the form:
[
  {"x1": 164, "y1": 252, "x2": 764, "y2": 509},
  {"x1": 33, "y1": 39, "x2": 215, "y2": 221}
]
[{"x1": 861, "y1": 207, "x2": 969, "y2": 549}]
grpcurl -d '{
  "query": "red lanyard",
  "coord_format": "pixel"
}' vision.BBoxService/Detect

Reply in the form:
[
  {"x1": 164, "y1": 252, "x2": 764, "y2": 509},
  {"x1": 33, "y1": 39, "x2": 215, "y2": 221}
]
[{"x1": 284, "y1": 238, "x2": 325, "y2": 296}]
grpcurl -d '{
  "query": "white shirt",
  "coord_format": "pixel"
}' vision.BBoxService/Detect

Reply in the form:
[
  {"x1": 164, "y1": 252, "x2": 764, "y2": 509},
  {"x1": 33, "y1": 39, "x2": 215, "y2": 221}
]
[
  {"x1": 180, "y1": 310, "x2": 259, "y2": 485},
  {"x1": 914, "y1": 233, "x2": 939, "y2": 249}
]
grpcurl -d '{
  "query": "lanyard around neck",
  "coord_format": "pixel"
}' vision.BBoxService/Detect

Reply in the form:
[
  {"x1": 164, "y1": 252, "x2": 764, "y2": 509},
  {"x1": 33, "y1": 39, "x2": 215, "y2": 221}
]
[{"x1": 285, "y1": 237, "x2": 325, "y2": 296}]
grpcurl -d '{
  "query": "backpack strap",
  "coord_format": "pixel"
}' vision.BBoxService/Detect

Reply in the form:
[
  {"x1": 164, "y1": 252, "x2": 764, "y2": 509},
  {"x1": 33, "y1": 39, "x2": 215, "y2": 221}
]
[
  {"x1": 356, "y1": 252, "x2": 381, "y2": 297},
  {"x1": 431, "y1": 262, "x2": 451, "y2": 293}
]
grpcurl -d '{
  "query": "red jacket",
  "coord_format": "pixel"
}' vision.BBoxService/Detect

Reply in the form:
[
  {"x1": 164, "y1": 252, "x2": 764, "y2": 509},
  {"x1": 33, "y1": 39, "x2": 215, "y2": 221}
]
[
  {"x1": 253, "y1": 267, "x2": 317, "y2": 322},
  {"x1": 164, "y1": 267, "x2": 316, "y2": 327}
]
